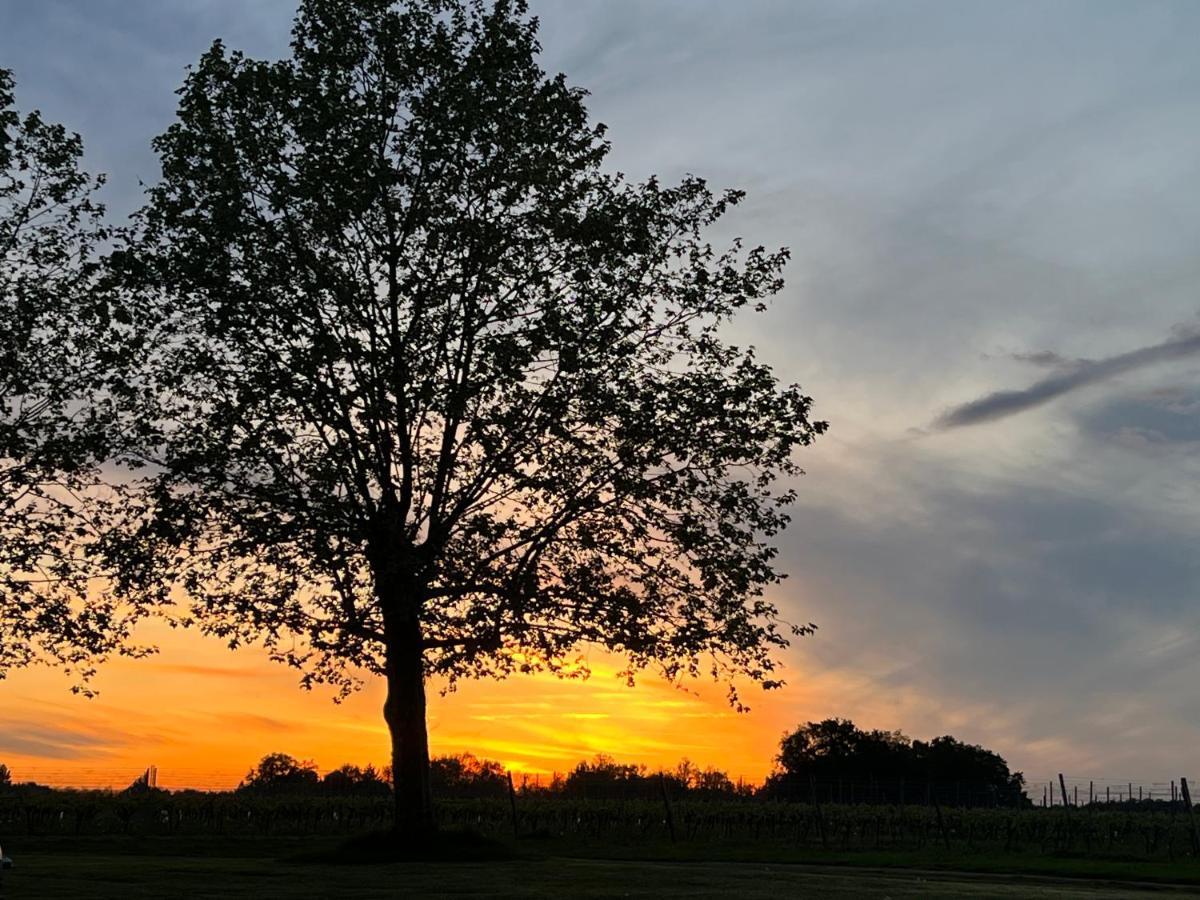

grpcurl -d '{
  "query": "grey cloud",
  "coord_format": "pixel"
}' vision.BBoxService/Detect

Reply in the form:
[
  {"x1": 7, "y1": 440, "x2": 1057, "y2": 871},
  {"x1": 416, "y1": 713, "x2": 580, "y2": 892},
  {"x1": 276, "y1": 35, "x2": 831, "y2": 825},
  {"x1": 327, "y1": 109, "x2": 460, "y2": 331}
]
[
  {"x1": 1078, "y1": 390, "x2": 1200, "y2": 447},
  {"x1": 779, "y1": 456, "x2": 1200, "y2": 777},
  {"x1": 1010, "y1": 350, "x2": 1082, "y2": 368},
  {"x1": 936, "y1": 331, "x2": 1200, "y2": 429},
  {"x1": 0, "y1": 720, "x2": 129, "y2": 760}
]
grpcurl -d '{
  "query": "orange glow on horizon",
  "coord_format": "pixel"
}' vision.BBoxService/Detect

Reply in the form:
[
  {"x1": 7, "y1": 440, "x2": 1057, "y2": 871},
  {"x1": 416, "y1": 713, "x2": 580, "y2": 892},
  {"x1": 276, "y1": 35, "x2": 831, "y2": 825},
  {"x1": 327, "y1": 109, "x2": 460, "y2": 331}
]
[{"x1": 0, "y1": 621, "x2": 823, "y2": 791}]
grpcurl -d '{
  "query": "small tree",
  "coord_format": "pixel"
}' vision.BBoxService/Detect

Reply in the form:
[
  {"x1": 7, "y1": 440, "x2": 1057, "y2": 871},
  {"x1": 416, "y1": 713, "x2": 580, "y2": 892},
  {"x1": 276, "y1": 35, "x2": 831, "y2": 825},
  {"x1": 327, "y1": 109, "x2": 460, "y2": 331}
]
[
  {"x1": 429, "y1": 753, "x2": 508, "y2": 798},
  {"x1": 113, "y1": 0, "x2": 824, "y2": 837},
  {"x1": 0, "y1": 69, "x2": 134, "y2": 691},
  {"x1": 238, "y1": 752, "x2": 321, "y2": 794},
  {"x1": 322, "y1": 763, "x2": 391, "y2": 796},
  {"x1": 0, "y1": 763, "x2": 11, "y2": 788}
]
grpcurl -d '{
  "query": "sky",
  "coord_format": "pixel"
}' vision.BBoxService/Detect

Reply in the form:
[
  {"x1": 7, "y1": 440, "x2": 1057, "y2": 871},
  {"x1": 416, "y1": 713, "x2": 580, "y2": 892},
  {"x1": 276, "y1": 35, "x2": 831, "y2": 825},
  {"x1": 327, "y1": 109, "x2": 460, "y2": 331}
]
[{"x1": 3, "y1": 0, "x2": 1200, "y2": 791}]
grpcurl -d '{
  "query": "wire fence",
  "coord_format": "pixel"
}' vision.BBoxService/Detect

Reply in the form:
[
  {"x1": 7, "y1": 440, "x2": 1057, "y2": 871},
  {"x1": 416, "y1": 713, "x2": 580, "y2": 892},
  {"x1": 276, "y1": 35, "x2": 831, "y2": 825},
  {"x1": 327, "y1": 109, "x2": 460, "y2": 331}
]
[
  {"x1": 7, "y1": 766, "x2": 1199, "y2": 810},
  {"x1": 3, "y1": 788, "x2": 1200, "y2": 862},
  {"x1": 1023, "y1": 775, "x2": 1198, "y2": 807}
]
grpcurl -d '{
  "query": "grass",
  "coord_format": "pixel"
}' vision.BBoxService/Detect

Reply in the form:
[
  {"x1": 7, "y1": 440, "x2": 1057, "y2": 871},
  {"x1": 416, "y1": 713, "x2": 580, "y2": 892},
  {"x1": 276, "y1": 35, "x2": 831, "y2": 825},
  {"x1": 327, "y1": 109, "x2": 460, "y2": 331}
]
[{"x1": 6, "y1": 835, "x2": 1200, "y2": 899}]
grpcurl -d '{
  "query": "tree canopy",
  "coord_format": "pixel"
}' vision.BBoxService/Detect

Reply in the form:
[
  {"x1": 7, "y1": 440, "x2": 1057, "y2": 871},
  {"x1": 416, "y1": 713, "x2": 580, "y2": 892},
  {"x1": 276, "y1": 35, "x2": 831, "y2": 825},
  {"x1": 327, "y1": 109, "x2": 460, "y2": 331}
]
[
  {"x1": 0, "y1": 69, "x2": 137, "y2": 691},
  {"x1": 764, "y1": 719, "x2": 1026, "y2": 804},
  {"x1": 8, "y1": 0, "x2": 825, "y2": 837},
  {"x1": 237, "y1": 752, "x2": 321, "y2": 794}
]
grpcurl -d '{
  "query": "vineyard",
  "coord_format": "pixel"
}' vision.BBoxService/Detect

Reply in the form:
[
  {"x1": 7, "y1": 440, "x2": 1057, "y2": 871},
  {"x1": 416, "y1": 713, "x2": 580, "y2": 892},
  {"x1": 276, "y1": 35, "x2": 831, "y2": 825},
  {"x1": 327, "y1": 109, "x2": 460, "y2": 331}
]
[{"x1": 4, "y1": 791, "x2": 1200, "y2": 864}]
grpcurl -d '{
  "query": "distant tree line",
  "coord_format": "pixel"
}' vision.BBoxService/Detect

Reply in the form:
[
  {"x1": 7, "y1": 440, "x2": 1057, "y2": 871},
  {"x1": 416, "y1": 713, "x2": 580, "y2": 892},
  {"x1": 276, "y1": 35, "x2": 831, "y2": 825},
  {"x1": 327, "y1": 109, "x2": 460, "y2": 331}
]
[
  {"x1": 0, "y1": 719, "x2": 1027, "y2": 807},
  {"x1": 230, "y1": 751, "x2": 745, "y2": 801},
  {"x1": 762, "y1": 719, "x2": 1027, "y2": 805}
]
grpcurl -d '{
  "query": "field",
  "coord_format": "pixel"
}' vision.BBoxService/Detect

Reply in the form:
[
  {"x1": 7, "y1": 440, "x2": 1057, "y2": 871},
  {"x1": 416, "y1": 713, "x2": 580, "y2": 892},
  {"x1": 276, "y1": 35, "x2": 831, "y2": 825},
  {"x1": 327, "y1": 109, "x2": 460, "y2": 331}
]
[
  {"x1": 6, "y1": 794, "x2": 1200, "y2": 897},
  {"x1": 5, "y1": 837, "x2": 1200, "y2": 899},
  {"x1": 6, "y1": 793, "x2": 1200, "y2": 862}
]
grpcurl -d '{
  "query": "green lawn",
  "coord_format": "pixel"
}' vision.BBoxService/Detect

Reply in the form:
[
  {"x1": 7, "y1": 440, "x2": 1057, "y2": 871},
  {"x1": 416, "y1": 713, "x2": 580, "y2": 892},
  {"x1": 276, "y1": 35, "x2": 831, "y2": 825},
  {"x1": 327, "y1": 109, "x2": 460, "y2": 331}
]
[{"x1": 5, "y1": 845, "x2": 1200, "y2": 900}]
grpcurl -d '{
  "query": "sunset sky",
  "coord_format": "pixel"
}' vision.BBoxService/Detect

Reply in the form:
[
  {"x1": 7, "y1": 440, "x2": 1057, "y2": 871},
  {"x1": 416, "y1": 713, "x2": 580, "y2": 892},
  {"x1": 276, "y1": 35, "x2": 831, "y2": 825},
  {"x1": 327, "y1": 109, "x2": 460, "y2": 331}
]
[{"x1": 3, "y1": 0, "x2": 1200, "y2": 791}]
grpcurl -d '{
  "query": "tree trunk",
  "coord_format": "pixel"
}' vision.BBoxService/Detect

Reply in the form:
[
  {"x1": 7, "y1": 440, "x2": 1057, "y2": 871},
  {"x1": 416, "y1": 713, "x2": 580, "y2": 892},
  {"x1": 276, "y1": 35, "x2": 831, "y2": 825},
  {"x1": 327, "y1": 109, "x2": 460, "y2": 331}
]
[{"x1": 383, "y1": 617, "x2": 435, "y2": 839}]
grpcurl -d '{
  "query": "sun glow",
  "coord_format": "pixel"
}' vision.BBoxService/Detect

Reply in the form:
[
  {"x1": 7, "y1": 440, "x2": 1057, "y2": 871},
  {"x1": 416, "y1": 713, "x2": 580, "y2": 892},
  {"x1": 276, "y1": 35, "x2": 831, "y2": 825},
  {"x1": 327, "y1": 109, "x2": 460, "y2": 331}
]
[{"x1": 0, "y1": 620, "x2": 811, "y2": 791}]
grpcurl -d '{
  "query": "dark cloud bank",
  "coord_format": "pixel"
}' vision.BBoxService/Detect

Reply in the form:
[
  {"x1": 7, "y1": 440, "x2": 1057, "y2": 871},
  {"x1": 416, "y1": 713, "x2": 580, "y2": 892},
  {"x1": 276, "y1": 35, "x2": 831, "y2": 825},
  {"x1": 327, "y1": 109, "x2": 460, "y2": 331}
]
[{"x1": 938, "y1": 330, "x2": 1200, "y2": 429}]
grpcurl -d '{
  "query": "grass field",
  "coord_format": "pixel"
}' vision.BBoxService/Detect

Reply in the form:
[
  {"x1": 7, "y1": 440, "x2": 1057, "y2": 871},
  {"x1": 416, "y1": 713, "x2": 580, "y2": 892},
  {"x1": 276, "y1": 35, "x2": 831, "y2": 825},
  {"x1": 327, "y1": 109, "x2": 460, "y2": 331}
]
[{"x1": 6, "y1": 837, "x2": 1200, "y2": 899}]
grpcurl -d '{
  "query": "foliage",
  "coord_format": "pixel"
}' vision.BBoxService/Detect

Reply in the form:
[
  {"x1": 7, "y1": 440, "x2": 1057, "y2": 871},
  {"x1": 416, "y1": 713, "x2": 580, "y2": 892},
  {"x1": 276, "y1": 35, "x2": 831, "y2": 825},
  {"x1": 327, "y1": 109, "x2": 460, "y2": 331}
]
[
  {"x1": 555, "y1": 755, "x2": 742, "y2": 800},
  {"x1": 4, "y1": 786, "x2": 1199, "y2": 868},
  {"x1": 431, "y1": 753, "x2": 508, "y2": 798},
  {"x1": 237, "y1": 753, "x2": 321, "y2": 794},
  {"x1": 107, "y1": 0, "x2": 826, "y2": 693},
  {"x1": 763, "y1": 719, "x2": 1025, "y2": 804},
  {"x1": 322, "y1": 763, "x2": 391, "y2": 797},
  {"x1": 100, "y1": 0, "x2": 825, "y2": 830},
  {"x1": 0, "y1": 763, "x2": 10, "y2": 788},
  {"x1": 239, "y1": 754, "x2": 393, "y2": 797},
  {"x1": 0, "y1": 68, "x2": 138, "y2": 691}
]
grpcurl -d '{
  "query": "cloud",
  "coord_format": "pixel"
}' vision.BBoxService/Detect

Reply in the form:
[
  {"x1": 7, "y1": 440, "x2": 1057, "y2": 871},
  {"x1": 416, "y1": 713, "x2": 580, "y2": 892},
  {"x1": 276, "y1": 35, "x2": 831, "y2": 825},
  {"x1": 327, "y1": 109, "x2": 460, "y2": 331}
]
[
  {"x1": 936, "y1": 330, "x2": 1200, "y2": 429},
  {"x1": 778, "y1": 450, "x2": 1200, "y2": 779},
  {"x1": 1009, "y1": 350, "x2": 1083, "y2": 368},
  {"x1": 1077, "y1": 389, "x2": 1200, "y2": 448},
  {"x1": 0, "y1": 719, "x2": 130, "y2": 760}
]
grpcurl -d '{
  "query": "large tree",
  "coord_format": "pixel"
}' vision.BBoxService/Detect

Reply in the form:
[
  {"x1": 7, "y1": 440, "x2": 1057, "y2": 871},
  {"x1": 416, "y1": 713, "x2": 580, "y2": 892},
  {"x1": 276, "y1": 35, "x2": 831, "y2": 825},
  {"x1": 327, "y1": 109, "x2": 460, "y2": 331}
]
[
  {"x1": 115, "y1": 0, "x2": 825, "y2": 836},
  {"x1": 0, "y1": 69, "x2": 134, "y2": 690}
]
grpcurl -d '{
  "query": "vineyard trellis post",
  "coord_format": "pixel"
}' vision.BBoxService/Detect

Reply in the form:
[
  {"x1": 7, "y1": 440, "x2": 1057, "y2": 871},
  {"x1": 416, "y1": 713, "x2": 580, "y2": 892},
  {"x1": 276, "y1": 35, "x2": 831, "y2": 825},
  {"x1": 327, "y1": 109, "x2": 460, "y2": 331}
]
[
  {"x1": 506, "y1": 771, "x2": 519, "y2": 838},
  {"x1": 933, "y1": 794, "x2": 950, "y2": 849},
  {"x1": 658, "y1": 773, "x2": 676, "y2": 843},
  {"x1": 809, "y1": 774, "x2": 828, "y2": 850},
  {"x1": 1180, "y1": 777, "x2": 1199, "y2": 855}
]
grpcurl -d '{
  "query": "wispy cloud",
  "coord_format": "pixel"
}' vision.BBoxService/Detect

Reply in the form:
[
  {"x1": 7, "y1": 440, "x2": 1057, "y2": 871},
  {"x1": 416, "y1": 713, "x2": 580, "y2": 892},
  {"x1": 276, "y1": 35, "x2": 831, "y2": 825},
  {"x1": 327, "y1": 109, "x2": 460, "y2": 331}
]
[
  {"x1": 0, "y1": 719, "x2": 131, "y2": 760},
  {"x1": 937, "y1": 330, "x2": 1200, "y2": 429}
]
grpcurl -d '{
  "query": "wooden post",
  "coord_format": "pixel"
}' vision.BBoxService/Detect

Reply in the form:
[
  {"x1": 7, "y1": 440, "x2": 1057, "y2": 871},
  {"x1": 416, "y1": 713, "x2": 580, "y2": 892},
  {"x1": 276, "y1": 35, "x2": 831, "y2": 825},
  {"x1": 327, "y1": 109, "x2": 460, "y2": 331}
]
[
  {"x1": 506, "y1": 771, "x2": 519, "y2": 838},
  {"x1": 1106, "y1": 785, "x2": 1110, "y2": 804},
  {"x1": 659, "y1": 773, "x2": 677, "y2": 843},
  {"x1": 1181, "y1": 778, "x2": 1200, "y2": 855},
  {"x1": 1129, "y1": 782, "x2": 1133, "y2": 804},
  {"x1": 1089, "y1": 781, "x2": 1094, "y2": 806},
  {"x1": 933, "y1": 795, "x2": 950, "y2": 849},
  {"x1": 1059, "y1": 774, "x2": 1070, "y2": 809},
  {"x1": 1049, "y1": 781, "x2": 1055, "y2": 807},
  {"x1": 1043, "y1": 784, "x2": 1047, "y2": 807},
  {"x1": 1074, "y1": 785, "x2": 1078, "y2": 807},
  {"x1": 810, "y1": 774, "x2": 828, "y2": 850}
]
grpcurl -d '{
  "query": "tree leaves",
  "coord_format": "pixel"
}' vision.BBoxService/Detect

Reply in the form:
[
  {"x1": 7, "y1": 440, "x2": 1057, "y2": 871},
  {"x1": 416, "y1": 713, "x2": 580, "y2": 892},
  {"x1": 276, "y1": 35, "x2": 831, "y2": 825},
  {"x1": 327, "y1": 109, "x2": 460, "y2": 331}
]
[
  {"x1": 100, "y1": 0, "x2": 827, "y2": 707},
  {"x1": 0, "y1": 69, "x2": 146, "y2": 690}
]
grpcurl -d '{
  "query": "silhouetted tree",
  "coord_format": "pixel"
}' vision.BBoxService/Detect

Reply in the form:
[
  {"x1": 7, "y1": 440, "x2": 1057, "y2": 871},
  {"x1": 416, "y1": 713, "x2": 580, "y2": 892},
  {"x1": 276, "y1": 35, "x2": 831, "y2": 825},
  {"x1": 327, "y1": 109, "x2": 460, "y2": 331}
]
[
  {"x1": 563, "y1": 755, "x2": 650, "y2": 799},
  {"x1": 0, "y1": 764, "x2": 10, "y2": 788},
  {"x1": 322, "y1": 763, "x2": 391, "y2": 796},
  {"x1": 429, "y1": 753, "x2": 508, "y2": 798},
  {"x1": 0, "y1": 69, "x2": 135, "y2": 691},
  {"x1": 672, "y1": 759, "x2": 740, "y2": 797},
  {"x1": 764, "y1": 719, "x2": 1024, "y2": 804},
  {"x1": 238, "y1": 752, "x2": 321, "y2": 794},
  {"x1": 911, "y1": 734, "x2": 1025, "y2": 800},
  {"x1": 109, "y1": 0, "x2": 824, "y2": 838},
  {"x1": 774, "y1": 718, "x2": 910, "y2": 781}
]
